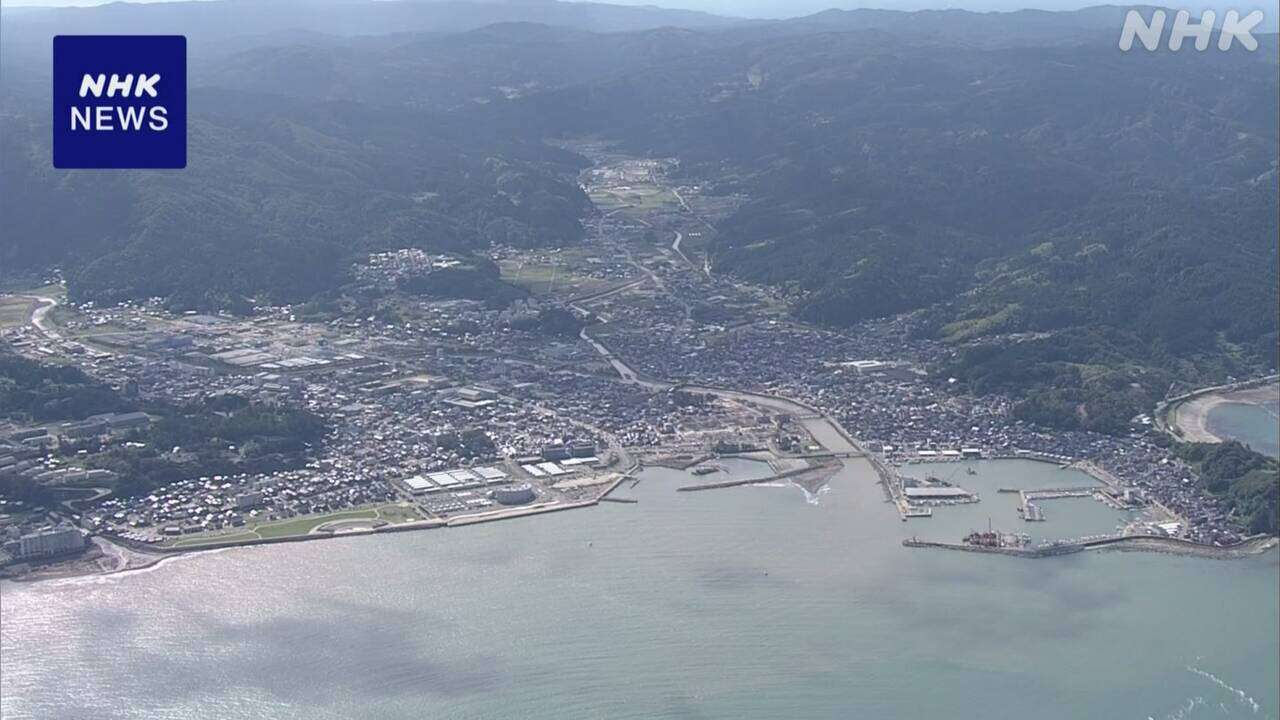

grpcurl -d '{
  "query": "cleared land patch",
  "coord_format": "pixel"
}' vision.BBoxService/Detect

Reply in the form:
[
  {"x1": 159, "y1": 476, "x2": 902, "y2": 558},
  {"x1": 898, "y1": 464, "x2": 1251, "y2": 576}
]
[{"x1": 0, "y1": 296, "x2": 34, "y2": 330}]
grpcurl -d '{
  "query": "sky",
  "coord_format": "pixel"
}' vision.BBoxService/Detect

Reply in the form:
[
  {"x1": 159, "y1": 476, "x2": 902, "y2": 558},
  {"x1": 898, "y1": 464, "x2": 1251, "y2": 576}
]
[
  {"x1": 0, "y1": 0, "x2": 1166, "y2": 12},
  {"x1": 608, "y1": 0, "x2": 1280, "y2": 18},
  {"x1": 5, "y1": 0, "x2": 1279, "y2": 20},
  {"x1": 604, "y1": 0, "x2": 1110, "y2": 13}
]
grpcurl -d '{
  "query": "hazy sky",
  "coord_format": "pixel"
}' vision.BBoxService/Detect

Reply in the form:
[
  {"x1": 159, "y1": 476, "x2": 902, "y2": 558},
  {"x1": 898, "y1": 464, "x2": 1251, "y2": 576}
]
[
  {"x1": 602, "y1": 0, "x2": 1109, "y2": 13},
  {"x1": 603, "y1": 0, "x2": 1280, "y2": 17},
  {"x1": 0, "y1": 0, "x2": 1172, "y2": 13},
  {"x1": 6, "y1": 0, "x2": 1278, "y2": 19}
]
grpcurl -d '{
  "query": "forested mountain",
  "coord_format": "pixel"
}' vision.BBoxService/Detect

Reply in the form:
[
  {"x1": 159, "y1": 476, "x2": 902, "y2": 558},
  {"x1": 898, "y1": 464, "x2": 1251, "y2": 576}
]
[
  {"x1": 498, "y1": 21, "x2": 1277, "y2": 430},
  {"x1": 201, "y1": 23, "x2": 736, "y2": 108},
  {"x1": 1, "y1": 0, "x2": 1276, "y2": 429},
  {"x1": 1, "y1": 98, "x2": 588, "y2": 310},
  {"x1": 2, "y1": 10, "x2": 597, "y2": 311}
]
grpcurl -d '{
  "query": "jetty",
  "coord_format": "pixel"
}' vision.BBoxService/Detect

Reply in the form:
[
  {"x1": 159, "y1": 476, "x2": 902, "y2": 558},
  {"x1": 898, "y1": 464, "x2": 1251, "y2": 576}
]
[
  {"x1": 676, "y1": 464, "x2": 820, "y2": 492},
  {"x1": 903, "y1": 534, "x2": 1278, "y2": 560}
]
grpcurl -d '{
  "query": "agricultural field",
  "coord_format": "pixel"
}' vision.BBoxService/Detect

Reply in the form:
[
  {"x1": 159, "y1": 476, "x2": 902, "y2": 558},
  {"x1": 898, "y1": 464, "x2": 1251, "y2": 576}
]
[
  {"x1": 588, "y1": 183, "x2": 679, "y2": 214},
  {"x1": 0, "y1": 295, "x2": 34, "y2": 330},
  {"x1": 498, "y1": 251, "x2": 627, "y2": 298}
]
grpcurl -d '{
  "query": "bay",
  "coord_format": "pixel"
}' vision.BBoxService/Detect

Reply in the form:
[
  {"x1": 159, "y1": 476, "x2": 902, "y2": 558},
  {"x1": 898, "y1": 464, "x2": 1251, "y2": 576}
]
[{"x1": 2, "y1": 457, "x2": 1276, "y2": 720}]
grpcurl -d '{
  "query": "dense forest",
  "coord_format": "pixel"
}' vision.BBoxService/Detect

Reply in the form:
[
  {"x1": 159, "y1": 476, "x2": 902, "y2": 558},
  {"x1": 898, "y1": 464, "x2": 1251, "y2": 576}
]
[
  {"x1": 0, "y1": 353, "x2": 136, "y2": 423},
  {"x1": 1, "y1": 92, "x2": 589, "y2": 312},
  {"x1": 1176, "y1": 442, "x2": 1280, "y2": 535}
]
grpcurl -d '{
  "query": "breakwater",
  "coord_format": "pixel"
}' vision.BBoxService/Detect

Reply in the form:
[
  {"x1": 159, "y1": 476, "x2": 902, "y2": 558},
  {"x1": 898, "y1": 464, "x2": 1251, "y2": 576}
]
[
  {"x1": 676, "y1": 463, "x2": 830, "y2": 492},
  {"x1": 902, "y1": 539, "x2": 1083, "y2": 558},
  {"x1": 1082, "y1": 534, "x2": 1278, "y2": 559},
  {"x1": 903, "y1": 534, "x2": 1278, "y2": 560}
]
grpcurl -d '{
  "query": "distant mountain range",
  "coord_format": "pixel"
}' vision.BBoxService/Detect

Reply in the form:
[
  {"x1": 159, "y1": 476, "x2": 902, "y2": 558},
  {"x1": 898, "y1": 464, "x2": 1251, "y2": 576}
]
[{"x1": 1, "y1": 0, "x2": 736, "y2": 56}]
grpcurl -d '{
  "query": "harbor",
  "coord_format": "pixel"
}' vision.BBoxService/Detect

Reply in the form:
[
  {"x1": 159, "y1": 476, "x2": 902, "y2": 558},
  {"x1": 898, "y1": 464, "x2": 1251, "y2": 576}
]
[
  {"x1": 890, "y1": 458, "x2": 1205, "y2": 553},
  {"x1": 4, "y1": 457, "x2": 1277, "y2": 720}
]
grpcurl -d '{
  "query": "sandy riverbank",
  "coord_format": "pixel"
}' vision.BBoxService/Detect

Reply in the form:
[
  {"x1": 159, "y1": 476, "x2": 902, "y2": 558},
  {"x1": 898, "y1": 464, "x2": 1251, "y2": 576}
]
[{"x1": 1168, "y1": 383, "x2": 1279, "y2": 443}]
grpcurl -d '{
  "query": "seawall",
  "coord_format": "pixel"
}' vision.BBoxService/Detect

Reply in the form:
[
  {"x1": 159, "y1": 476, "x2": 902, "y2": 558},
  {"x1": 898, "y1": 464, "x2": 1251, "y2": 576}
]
[{"x1": 903, "y1": 534, "x2": 1278, "y2": 560}]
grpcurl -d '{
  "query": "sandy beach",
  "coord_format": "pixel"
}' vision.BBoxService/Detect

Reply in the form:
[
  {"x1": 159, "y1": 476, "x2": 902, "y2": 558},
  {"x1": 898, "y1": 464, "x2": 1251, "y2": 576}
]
[{"x1": 1170, "y1": 383, "x2": 1280, "y2": 443}]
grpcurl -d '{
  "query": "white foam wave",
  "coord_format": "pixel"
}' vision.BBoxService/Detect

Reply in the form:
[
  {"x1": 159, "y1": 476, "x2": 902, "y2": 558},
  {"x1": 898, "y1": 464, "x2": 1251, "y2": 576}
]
[
  {"x1": 1187, "y1": 665, "x2": 1267, "y2": 716},
  {"x1": 749, "y1": 479, "x2": 831, "y2": 505},
  {"x1": 37, "y1": 545, "x2": 238, "y2": 589}
]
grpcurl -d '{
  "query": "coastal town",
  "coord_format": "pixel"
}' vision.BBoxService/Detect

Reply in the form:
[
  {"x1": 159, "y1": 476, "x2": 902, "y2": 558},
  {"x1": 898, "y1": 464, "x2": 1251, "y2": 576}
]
[{"x1": 1, "y1": 149, "x2": 1274, "y2": 578}]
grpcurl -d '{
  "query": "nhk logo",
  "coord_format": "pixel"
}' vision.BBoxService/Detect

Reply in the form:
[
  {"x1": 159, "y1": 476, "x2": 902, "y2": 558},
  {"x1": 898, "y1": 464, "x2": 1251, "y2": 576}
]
[
  {"x1": 73, "y1": 73, "x2": 169, "y2": 131},
  {"x1": 53, "y1": 36, "x2": 186, "y2": 169},
  {"x1": 1118, "y1": 8, "x2": 1265, "y2": 51}
]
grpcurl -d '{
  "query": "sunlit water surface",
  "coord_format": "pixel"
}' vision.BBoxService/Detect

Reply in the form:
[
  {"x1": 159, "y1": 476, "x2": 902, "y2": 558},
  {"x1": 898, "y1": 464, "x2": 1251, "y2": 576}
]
[{"x1": 3, "y1": 458, "x2": 1277, "y2": 720}]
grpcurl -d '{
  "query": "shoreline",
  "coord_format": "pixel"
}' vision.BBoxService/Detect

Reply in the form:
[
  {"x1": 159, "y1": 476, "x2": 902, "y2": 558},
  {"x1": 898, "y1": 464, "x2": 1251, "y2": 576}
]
[
  {"x1": 11, "y1": 382, "x2": 1276, "y2": 585},
  {"x1": 4, "y1": 502, "x2": 595, "y2": 585},
  {"x1": 904, "y1": 534, "x2": 1279, "y2": 560},
  {"x1": 1162, "y1": 378, "x2": 1279, "y2": 444},
  {"x1": 8, "y1": 468, "x2": 642, "y2": 585},
  {"x1": 11, "y1": 440, "x2": 1276, "y2": 586},
  {"x1": 6, "y1": 449, "x2": 828, "y2": 585}
]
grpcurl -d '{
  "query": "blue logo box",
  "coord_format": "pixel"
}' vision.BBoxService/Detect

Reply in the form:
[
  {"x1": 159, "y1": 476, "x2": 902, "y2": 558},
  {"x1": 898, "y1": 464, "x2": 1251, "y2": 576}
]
[{"x1": 53, "y1": 35, "x2": 186, "y2": 169}]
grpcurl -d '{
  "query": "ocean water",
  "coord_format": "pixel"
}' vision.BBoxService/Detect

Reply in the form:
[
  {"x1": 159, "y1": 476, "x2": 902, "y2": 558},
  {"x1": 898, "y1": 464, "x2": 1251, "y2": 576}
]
[
  {"x1": 3, "y1": 457, "x2": 1277, "y2": 720},
  {"x1": 1208, "y1": 400, "x2": 1280, "y2": 458}
]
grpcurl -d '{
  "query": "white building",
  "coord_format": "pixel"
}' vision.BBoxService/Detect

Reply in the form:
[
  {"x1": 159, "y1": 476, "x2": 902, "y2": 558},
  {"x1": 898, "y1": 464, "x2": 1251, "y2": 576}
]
[{"x1": 17, "y1": 526, "x2": 85, "y2": 559}]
